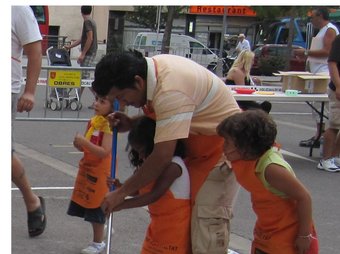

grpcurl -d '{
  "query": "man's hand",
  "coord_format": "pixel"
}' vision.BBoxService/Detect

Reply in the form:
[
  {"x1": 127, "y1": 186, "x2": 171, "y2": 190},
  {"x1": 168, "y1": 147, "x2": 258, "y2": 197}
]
[
  {"x1": 77, "y1": 54, "x2": 85, "y2": 64},
  {"x1": 17, "y1": 92, "x2": 35, "y2": 112},
  {"x1": 101, "y1": 189, "x2": 126, "y2": 215},
  {"x1": 63, "y1": 44, "x2": 71, "y2": 50},
  {"x1": 107, "y1": 111, "x2": 133, "y2": 132},
  {"x1": 293, "y1": 48, "x2": 306, "y2": 58}
]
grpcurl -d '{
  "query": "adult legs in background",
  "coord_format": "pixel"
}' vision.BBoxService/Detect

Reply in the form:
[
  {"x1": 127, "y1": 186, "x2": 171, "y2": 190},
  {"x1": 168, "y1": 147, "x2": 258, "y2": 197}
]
[
  {"x1": 299, "y1": 101, "x2": 328, "y2": 148},
  {"x1": 80, "y1": 53, "x2": 96, "y2": 108},
  {"x1": 318, "y1": 89, "x2": 340, "y2": 172},
  {"x1": 12, "y1": 93, "x2": 46, "y2": 237}
]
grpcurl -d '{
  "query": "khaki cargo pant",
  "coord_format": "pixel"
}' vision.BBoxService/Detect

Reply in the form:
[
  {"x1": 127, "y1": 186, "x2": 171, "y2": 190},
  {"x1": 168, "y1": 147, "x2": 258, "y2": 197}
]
[{"x1": 191, "y1": 163, "x2": 240, "y2": 254}]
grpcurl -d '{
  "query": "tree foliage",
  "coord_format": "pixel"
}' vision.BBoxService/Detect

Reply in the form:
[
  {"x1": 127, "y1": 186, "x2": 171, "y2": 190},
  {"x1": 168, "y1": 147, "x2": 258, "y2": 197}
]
[
  {"x1": 251, "y1": 6, "x2": 309, "y2": 20},
  {"x1": 126, "y1": 6, "x2": 184, "y2": 31},
  {"x1": 126, "y1": 6, "x2": 185, "y2": 54}
]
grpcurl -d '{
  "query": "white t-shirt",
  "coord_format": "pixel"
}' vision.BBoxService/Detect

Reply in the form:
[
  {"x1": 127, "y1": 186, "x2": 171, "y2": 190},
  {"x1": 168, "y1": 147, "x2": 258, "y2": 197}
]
[
  {"x1": 308, "y1": 22, "x2": 339, "y2": 74},
  {"x1": 169, "y1": 156, "x2": 190, "y2": 199},
  {"x1": 11, "y1": 6, "x2": 42, "y2": 94},
  {"x1": 236, "y1": 39, "x2": 251, "y2": 52}
]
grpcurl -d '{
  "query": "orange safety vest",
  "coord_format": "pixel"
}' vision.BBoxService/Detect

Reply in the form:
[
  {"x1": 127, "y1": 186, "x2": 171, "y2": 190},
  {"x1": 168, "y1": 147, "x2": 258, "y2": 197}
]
[
  {"x1": 231, "y1": 159, "x2": 318, "y2": 254},
  {"x1": 139, "y1": 173, "x2": 191, "y2": 253},
  {"x1": 71, "y1": 117, "x2": 112, "y2": 208},
  {"x1": 183, "y1": 134, "x2": 224, "y2": 203},
  {"x1": 142, "y1": 106, "x2": 224, "y2": 204}
]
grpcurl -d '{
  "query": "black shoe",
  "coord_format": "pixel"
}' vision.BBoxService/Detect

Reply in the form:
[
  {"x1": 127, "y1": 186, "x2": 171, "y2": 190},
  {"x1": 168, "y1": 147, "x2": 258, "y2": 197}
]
[
  {"x1": 27, "y1": 196, "x2": 47, "y2": 237},
  {"x1": 299, "y1": 137, "x2": 320, "y2": 148}
]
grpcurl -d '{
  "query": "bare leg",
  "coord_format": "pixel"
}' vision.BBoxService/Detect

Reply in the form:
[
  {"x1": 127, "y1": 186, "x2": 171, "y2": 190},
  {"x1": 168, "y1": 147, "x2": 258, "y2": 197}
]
[
  {"x1": 315, "y1": 122, "x2": 325, "y2": 138},
  {"x1": 322, "y1": 128, "x2": 340, "y2": 159},
  {"x1": 12, "y1": 153, "x2": 40, "y2": 212},
  {"x1": 92, "y1": 222, "x2": 105, "y2": 243}
]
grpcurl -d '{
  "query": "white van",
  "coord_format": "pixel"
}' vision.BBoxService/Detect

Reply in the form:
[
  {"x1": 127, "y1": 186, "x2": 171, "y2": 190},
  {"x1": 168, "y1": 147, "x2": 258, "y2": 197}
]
[{"x1": 132, "y1": 32, "x2": 218, "y2": 70}]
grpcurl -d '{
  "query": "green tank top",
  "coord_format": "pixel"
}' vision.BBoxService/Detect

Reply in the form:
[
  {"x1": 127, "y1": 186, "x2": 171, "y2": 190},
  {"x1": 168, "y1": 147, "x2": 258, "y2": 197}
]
[{"x1": 255, "y1": 147, "x2": 296, "y2": 198}]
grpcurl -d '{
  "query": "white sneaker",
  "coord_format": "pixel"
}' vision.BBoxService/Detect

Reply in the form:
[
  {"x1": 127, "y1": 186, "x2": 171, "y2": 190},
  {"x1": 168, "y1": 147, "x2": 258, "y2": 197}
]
[
  {"x1": 333, "y1": 157, "x2": 340, "y2": 167},
  {"x1": 317, "y1": 158, "x2": 340, "y2": 172},
  {"x1": 81, "y1": 242, "x2": 106, "y2": 254}
]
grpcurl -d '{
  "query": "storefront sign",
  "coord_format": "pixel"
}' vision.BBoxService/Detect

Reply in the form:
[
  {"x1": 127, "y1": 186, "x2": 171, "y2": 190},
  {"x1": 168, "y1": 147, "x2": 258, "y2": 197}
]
[{"x1": 189, "y1": 6, "x2": 256, "y2": 17}]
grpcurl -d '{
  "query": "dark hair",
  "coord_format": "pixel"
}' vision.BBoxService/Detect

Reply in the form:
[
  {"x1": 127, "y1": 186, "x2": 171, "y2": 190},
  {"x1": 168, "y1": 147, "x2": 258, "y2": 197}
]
[
  {"x1": 128, "y1": 116, "x2": 185, "y2": 167},
  {"x1": 81, "y1": 6, "x2": 92, "y2": 15},
  {"x1": 92, "y1": 50, "x2": 147, "y2": 97},
  {"x1": 314, "y1": 7, "x2": 329, "y2": 20},
  {"x1": 216, "y1": 110, "x2": 277, "y2": 159}
]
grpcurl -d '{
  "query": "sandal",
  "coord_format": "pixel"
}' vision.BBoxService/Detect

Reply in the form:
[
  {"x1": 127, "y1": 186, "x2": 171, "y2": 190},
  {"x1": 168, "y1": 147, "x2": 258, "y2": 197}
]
[{"x1": 27, "y1": 196, "x2": 47, "y2": 237}]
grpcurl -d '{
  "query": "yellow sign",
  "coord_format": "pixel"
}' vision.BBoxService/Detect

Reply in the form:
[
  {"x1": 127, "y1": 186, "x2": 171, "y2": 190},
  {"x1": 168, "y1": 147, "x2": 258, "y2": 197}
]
[{"x1": 48, "y1": 70, "x2": 82, "y2": 88}]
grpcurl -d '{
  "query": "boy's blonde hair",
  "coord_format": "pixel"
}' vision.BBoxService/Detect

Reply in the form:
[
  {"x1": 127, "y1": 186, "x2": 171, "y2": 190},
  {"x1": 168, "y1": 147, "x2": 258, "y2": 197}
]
[{"x1": 231, "y1": 50, "x2": 255, "y2": 80}]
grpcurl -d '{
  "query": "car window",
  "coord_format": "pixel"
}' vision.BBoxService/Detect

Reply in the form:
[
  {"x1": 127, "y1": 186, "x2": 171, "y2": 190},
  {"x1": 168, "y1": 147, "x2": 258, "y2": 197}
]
[{"x1": 190, "y1": 41, "x2": 204, "y2": 54}]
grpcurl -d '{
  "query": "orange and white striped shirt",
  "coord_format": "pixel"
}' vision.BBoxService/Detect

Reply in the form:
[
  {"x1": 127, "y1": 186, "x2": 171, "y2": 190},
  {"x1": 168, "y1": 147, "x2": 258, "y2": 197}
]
[{"x1": 145, "y1": 54, "x2": 240, "y2": 144}]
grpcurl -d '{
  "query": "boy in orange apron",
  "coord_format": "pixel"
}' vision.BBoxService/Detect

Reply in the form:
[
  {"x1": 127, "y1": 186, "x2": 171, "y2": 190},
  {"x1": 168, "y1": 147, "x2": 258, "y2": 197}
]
[
  {"x1": 67, "y1": 95, "x2": 113, "y2": 254},
  {"x1": 111, "y1": 116, "x2": 191, "y2": 254},
  {"x1": 217, "y1": 110, "x2": 319, "y2": 254}
]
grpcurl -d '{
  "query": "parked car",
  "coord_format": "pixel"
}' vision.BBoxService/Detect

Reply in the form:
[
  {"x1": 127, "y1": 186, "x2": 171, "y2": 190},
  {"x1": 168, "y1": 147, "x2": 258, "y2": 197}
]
[
  {"x1": 251, "y1": 44, "x2": 306, "y2": 75},
  {"x1": 132, "y1": 32, "x2": 218, "y2": 69}
]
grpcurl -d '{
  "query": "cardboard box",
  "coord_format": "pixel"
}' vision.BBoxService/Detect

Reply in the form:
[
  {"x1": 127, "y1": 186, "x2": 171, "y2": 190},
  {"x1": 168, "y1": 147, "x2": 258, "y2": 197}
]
[{"x1": 274, "y1": 71, "x2": 329, "y2": 94}]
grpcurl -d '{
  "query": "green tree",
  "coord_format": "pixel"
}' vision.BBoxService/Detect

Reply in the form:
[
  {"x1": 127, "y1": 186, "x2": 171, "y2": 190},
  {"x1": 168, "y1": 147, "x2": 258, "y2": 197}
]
[
  {"x1": 126, "y1": 6, "x2": 185, "y2": 54},
  {"x1": 126, "y1": 6, "x2": 167, "y2": 31},
  {"x1": 161, "y1": 6, "x2": 175, "y2": 53}
]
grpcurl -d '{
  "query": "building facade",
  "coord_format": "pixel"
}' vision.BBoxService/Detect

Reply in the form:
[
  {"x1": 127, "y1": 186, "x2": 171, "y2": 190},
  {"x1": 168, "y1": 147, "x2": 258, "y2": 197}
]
[{"x1": 48, "y1": 6, "x2": 259, "y2": 59}]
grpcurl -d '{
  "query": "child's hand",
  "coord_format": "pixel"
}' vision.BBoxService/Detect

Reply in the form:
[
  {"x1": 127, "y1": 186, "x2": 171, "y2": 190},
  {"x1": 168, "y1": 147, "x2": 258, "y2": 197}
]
[
  {"x1": 107, "y1": 177, "x2": 122, "y2": 189},
  {"x1": 73, "y1": 132, "x2": 85, "y2": 151},
  {"x1": 295, "y1": 235, "x2": 313, "y2": 254}
]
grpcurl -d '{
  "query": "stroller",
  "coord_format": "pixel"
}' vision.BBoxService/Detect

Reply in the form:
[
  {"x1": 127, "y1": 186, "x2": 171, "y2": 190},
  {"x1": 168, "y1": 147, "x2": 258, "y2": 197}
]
[{"x1": 45, "y1": 47, "x2": 82, "y2": 111}]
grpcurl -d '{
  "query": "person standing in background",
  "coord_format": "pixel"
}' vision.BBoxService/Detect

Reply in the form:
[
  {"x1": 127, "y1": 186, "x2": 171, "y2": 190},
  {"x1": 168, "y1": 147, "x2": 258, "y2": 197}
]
[
  {"x1": 12, "y1": 5, "x2": 47, "y2": 237},
  {"x1": 65, "y1": 5, "x2": 97, "y2": 107},
  {"x1": 318, "y1": 34, "x2": 340, "y2": 172},
  {"x1": 294, "y1": 7, "x2": 339, "y2": 154},
  {"x1": 235, "y1": 33, "x2": 251, "y2": 54}
]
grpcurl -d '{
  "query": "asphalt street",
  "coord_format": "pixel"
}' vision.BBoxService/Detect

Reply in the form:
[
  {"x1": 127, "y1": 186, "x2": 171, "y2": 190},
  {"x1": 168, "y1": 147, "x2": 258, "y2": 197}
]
[{"x1": 11, "y1": 84, "x2": 340, "y2": 254}]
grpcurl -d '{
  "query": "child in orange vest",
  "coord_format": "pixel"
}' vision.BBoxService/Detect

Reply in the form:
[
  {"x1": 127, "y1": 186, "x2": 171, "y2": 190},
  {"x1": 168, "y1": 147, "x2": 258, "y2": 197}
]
[
  {"x1": 67, "y1": 95, "x2": 113, "y2": 254},
  {"x1": 217, "y1": 109, "x2": 318, "y2": 254},
  {"x1": 111, "y1": 116, "x2": 191, "y2": 254}
]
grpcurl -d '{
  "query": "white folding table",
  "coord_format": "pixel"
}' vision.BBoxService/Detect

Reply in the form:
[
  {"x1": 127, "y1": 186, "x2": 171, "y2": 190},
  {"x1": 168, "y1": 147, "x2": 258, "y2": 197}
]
[{"x1": 228, "y1": 86, "x2": 329, "y2": 156}]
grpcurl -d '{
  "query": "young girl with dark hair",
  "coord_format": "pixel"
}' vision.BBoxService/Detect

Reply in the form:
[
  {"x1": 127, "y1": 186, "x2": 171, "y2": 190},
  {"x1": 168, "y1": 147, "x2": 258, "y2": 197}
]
[
  {"x1": 111, "y1": 116, "x2": 191, "y2": 254},
  {"x1": 217, "y1": 110, "x2": 318, "y2": 254}
]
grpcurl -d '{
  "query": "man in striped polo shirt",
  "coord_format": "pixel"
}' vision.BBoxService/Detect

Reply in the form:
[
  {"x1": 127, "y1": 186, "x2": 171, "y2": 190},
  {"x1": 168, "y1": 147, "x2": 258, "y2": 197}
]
[{"x1": 92, "y1": 50, "x2": 241, "y2": 254}]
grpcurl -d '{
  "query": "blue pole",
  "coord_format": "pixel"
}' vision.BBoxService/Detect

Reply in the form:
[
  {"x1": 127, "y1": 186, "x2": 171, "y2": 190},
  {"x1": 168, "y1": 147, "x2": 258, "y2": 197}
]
[
  {"x1": 110, "y1": 99, "x2": 119, "y2": 191},
  {"x1": 106, "y1": 99, "x2": 119, "y2": 253}
]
